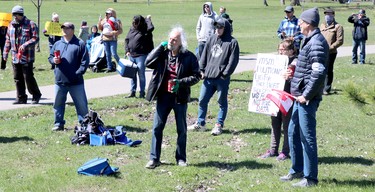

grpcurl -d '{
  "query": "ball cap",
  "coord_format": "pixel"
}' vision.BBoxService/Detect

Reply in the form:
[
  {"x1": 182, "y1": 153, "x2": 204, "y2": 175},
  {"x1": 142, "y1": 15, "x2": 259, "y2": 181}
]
[
  {"x1": 61, "y1": 22, "x2": 75, "y2": 30},
  {"x1": 324, "y1": 8, "x2": 335, "y2": 14},
  {"x1": 284, "y1": 6, "x2": 294, "y2": 13},
  {"x1": 12, "y1": 5, "x2": 24, "y2": 14}
]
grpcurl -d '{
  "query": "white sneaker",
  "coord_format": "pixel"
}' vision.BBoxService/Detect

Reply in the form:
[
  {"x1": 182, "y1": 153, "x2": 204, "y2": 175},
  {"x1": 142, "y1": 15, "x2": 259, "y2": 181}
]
[
  {"x1": 211, "y1": 123, "x2": 223, "y2": 136},
  {"x1": 187, "y1": 122, "x2": 206, "y2": 131}
]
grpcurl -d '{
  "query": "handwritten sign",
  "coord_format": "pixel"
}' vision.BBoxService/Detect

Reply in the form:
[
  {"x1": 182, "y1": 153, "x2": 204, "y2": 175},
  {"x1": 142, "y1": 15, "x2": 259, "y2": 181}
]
[
  {"x1": 0, "y1": 12, "x2": 12, "y2": 27},
  {"x1": 248, "y1": 53, "x2": 289, "y2": 116},
  {"x1": 44, "y1": 21, "x2": 63, "y2": 36}
]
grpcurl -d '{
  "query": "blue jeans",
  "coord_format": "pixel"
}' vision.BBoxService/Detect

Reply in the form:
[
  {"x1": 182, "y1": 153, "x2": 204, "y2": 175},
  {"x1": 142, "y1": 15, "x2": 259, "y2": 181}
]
[
  {"x1": 129, "y1": 55, "x2": 147, "y2": 93},
  {"x1": 197, "y1": 77, "x2": 230, "y2": 127},
  {"x1": 149, "y1": 93, "x2": 188, "y2": 162},
  {"x1": 53, "y1": 83, "x2": 88, "y2": 127},
  {"x1": 288, "y1": 99, "x2": 320, "y2": 182},
  {"x1": 197, "y1": 41, "x2": 206, "y2": 60},
  {"x1": 352, "y1": 39, "x2": 366, "y2": 64},
  {"x1": 103, "y1": 40, "x2": 120, "y2": 70}
]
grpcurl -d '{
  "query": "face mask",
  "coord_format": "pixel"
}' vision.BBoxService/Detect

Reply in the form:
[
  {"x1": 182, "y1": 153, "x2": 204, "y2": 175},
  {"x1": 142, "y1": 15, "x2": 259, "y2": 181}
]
[{"x1": 325, "y1": 15, "x2": 334, "y2": 25}]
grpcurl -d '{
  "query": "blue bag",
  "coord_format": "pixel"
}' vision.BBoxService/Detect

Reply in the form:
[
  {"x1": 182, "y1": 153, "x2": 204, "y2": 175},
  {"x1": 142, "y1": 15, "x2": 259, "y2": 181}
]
[{"x1": 77, "y1": 157, "x2": 119, "y2": 176}]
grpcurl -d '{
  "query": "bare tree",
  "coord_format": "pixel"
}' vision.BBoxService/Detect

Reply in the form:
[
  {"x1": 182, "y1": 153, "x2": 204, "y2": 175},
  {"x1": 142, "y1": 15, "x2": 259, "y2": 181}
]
[
  {"x1": 30, "y1": 0, "x2": 42, "y2": 52},
  {"x1": 264, "y1": 0, "x2": 268, "y2": 6}
]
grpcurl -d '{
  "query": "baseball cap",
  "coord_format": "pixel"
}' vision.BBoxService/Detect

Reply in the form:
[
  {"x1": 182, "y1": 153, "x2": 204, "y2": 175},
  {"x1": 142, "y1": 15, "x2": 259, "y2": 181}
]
[
  {"x1": 61, "y1": 22, "x2": 75, "y2": 30},
  {"x1": 285, "y1": 6, "x2": 294, "y2": 13},
  {"x1": 324, "y1": 8, "x2": 335, "y2": 14}
]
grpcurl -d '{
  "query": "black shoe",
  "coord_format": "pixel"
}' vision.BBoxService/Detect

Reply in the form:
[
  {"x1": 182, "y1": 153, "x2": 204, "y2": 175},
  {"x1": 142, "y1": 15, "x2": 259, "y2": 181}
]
[
  {"x1": 32, "y1": 94, "x2": 42, "y2": 104},
  {"x1": 13, "y1": 100, "x2": 27, "y2": 104},
  {"x1": 139, "y1": 92, "x2": 145, "y2": 98},
  {"x1": 126, "y1": 92, "x2": 136, "y2": 98},
  {"x1": 52, "y1": 125, "x2": 64, "y2": 131}
]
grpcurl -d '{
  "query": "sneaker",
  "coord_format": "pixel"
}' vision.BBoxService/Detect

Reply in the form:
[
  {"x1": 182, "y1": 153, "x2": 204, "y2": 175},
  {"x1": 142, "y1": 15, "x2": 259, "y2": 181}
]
[
  {"x1": 139, "y1": 92, "x2": 145, "y2": 98},
  {"x1": 125, "y1": 92, "x2": 136, "y2": 98},
  {"x1": 187, "y1": 122, "x2": 206, "y2": 131},
  {"x1": 351, "y1": 61, "x2": 357, "y2": 64},
  {"x1": 52, "y1": 125, "x2": 64, "y2": 131},
  {"x1": 292, "y1": 178, "x2": 317, "y2": 187},
  {"x1": 211, "y1": 123, "x2": 223, "y2": 136},
  {"x1": 177, "y1": 160, "x2": 187, "y2": 167},
  {"x1": 31, "y1": 94, "x2": 42, "y2": 104},
  {"x1": 280, "y1": 172, "x2": 303, "y2": 182},
  {"x1": 145, "y1": 160, "x2": 161, "y2": 169},
  {"x1": 276, "y1": 152, "x2": 290, "y2": 161},
  {"x1": 258, "y1": 150, "x2": 278, "y2": 159}
]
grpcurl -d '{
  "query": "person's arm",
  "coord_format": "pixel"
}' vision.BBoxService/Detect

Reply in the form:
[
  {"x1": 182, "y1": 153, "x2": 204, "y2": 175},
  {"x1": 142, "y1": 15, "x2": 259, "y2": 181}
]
[
  {"x1": 277, "y1": 20, "x2": 285, "y2": 39},
  {"x1": 145, "y1": 16, "x2": 154, "y2": 33},
  {"x1": 76, "y1": 41, "x2": 89, "y2": 75},
  {"x1": 2, "y1": 25, "x2": 11, "y2": 64},
  {"x1": 196, "y1": 15, "x2": 202, "y2": 40},
  {"x1": 21, "y1": 21, "x2": 39, "y2": 50},
  {"x1": 145, "y1": 43, "x2": 166, "y2": 69},
  {"x1": 221, "y1": 40, "x2": 240, "y2": 79},
  {"x1": 331, "y1": 24, "x2": 344, "y2": 50}
]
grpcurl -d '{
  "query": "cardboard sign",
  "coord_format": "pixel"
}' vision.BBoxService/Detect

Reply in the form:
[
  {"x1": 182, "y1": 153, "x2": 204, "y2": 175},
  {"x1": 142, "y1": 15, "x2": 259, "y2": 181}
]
[
  {"x1": 44, "y1": 21, "x2": 63, "y2": 36},
  {"x1": 248, "y1": 53, "x2": 289, "y2": 116},
  {"x1": 0, "y1": 12, "x2": 12, "y2": 27}
]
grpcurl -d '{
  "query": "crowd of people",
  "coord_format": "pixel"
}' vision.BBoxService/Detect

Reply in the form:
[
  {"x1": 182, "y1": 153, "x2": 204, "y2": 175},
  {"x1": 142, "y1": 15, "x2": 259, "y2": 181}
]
[{"x1": 0, "y1": 2, "x2": 372, "y2": 188}]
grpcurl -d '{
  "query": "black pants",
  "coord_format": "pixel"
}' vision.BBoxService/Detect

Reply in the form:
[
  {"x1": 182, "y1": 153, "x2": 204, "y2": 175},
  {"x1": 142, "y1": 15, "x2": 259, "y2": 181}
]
[
  {"x1": 13, "y1": 62, "x2": 41, "y2": 100},
  {"x1": 324, "y1": 52, "x2": 337, "y2": 93}
]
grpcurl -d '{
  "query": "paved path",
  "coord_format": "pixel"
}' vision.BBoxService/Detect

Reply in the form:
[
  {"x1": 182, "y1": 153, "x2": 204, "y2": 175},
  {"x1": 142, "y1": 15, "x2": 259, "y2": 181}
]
[{"x1": 0, "y1": 45, "x2": 374, "y2": 111}]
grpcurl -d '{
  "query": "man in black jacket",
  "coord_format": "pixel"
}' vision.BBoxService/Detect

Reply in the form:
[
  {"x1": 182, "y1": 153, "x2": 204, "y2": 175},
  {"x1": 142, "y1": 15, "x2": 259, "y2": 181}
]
[
  {"x1": 144, "y1": 25, "x2": 200, "y2": 169},
  {"x1": 348, "y1": 9, "x2": 370, "y2": 64}
]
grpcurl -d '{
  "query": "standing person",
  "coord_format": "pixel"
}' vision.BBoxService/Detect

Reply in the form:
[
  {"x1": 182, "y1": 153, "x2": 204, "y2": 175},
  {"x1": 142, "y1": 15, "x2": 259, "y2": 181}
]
[
  {"x1": 98, "y1": 8, "x2": 122, "y2": 72},
  {"x1": 320, "y1": 8, "x2": 344, "y2": 95},
  {"x1": 259, "y1": 38, "x2": 297, "y2": 161},
  {"x1": 188, "y1": 18, "x2": 240, "y2": 136},
  {"x1": 144, "y1": 25, "x2": 200, "y2": 169},
  {"x1": 43, "y1": 12, "x2": 61, "y2": 70},
  {"x1": 279, "y1": 8, "x2": 329, "y2": 187},
  {"x1": 125, "y1": 14, "x2": 154, "y2": 98},
  {"x1": 348, "y1": 9, "x2": 370, "y2": 64},
  {"x1": 277, "y1": 6, "x2": 303, "y2": 53},
  {"x1": 196, "y1": 2, "x2": 218, "y2": 59},
  {"x1": 78, "y1": 20, "x2": 89, "y2": 44},
  {"x1": 0, "y1": 26, "x2": 7, "y2": 70},
  {"x1": 48, "y1": 22, "x2": 89, "y2": 131},
  {"x1": 2, "y1": 5, "x2": 42, "y2": 104}
]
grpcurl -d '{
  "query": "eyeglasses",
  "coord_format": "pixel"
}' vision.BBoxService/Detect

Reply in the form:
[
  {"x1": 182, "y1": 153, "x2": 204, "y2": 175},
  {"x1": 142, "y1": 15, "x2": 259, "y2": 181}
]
[{"x1": 298, "y1": 20, "x2": 305, "y2": 25}]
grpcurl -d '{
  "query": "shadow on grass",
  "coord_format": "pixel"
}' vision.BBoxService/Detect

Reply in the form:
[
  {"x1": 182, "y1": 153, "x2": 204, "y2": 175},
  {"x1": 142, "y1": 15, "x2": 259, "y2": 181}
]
[
  {"x1": 232, "y1": 127, "x2": 270, "y2": 135},
  {"x1": 193, "y1": 160, "x2": 272, "y2": 171},
  {"x1": 0, "y1": 136, "x2": 34, "y2": 143},
  {"x1": 319, "y1": 156, "x2": 374, "y2": 166},
  {"x1": 322, "y1": 178, "x2": 375, "y2": 188}
]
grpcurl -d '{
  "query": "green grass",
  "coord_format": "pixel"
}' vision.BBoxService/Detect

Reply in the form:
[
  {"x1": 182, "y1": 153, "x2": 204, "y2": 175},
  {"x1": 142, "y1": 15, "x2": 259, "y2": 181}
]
[{"x1": 0, "y1": 1, "x2": 374, "y2": 191}]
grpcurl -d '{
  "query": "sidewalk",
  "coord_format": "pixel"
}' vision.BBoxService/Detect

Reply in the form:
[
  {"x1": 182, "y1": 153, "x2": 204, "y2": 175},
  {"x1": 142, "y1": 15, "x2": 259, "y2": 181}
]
[{"x1": 0, "y1": 45, "x2": 374, "y2": 111}]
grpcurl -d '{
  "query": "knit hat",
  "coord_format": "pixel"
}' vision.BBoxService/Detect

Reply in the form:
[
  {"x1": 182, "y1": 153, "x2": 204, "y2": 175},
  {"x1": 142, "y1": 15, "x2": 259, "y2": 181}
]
[
  {"x1": 12, "y1": 5, "x2": 24, "y2": 14},
  {"x1": 285, "y1": 6, "x2": 294, "y2": 13},
  {"x1": 300, "y1": 7, "x2": 320, "y2": 27}
]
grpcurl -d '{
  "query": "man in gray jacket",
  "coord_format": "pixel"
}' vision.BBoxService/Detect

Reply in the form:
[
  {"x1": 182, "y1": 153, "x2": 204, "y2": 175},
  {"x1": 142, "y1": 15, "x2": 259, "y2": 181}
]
[
  {"x1": 189, "y1": 18, "x2": 239, "y2": 136},
  {"x1": 196, "y1": 2, "x2": 218, "y2": 59}
]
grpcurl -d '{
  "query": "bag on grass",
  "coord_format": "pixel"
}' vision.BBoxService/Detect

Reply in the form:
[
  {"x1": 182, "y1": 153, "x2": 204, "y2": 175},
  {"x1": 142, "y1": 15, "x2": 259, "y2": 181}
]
[{"x1": 77, "y1": 157, "x2": 119, "y2": 176}]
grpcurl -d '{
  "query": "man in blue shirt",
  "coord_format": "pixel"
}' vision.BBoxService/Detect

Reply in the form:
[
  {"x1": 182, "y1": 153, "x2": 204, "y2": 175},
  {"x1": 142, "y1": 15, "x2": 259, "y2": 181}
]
[{"x1": 277, "y1": 6, "x2": 303, "y2": 51}]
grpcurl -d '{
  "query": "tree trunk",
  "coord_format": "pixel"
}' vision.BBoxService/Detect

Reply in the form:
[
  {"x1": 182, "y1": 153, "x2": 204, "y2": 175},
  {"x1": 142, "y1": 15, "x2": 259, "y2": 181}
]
[
  {"x1": 31, "y1": 0, "x2": 42, "y2": 52},
  {"x1": 114, "y1": 0, "x2": 117, "y2": 2},
  {"x1": 264, "y1": 0, "x2": 268, "y2": 6}
]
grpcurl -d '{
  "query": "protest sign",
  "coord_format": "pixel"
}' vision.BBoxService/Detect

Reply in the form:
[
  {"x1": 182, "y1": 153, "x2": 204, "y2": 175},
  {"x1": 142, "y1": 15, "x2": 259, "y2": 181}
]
[
  {"x1": 0, "y1": 12, "x2": 12, "y2": 27},
  {"x1": 248, "y1": 53, "x2": 289, "y2": 116},
  {"x1": 44, "y1": 21, "x2": 63, "y2": 36}
]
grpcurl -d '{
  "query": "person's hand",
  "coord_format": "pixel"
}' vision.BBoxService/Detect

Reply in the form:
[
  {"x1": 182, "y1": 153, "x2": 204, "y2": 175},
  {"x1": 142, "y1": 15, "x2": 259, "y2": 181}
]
[
  {"x1": 160, "y1": 41, "x2": 168, "y2": 48},
  {"x1": 126, "y1": 52, "x2": 130, "y2": 57},
  {"x1": 43, "y1": 29, "x2": 47, "y2": 34},
  {"x1": 200, "y1": 71, "x2": 205, "y2": 79},
  {"x1": 171, "y1": 79, "x2": 180, "y2": 93},
  {"x1": 19, "y1": 45, "x2": 25, "y2": 52},
  {"x1": 296, "y1": 96, "x2": 307, "y2": 104},
  {"x1": 54, "y1": 56, "x2": 61, "y2": 64},
  {"x1": 281, "y1": 31, "x2": 286, "y2": 39}
]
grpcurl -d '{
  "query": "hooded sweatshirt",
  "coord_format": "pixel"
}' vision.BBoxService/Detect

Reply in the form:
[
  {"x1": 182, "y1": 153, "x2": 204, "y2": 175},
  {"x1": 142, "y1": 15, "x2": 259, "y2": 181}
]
[
  {"x1": 196, "y1": 2, "x2": 218, "y2": 43},
  {"x1": 200, "y1": 18, "x2": 240, "y2": 79}
]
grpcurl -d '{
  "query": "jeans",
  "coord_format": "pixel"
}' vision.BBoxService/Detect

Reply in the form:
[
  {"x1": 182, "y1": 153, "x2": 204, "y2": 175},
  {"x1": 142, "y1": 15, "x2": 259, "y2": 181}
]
[
  {"x1": 324, "y1": 52, "x2": 337, "y2": 93},
  {"x1": 352, "y1": 39, "x2": 366, "y2": 64},
  {"x1": 197, "y1": 41, "x2": 206, "y2": 60},
  {"x1": 129, "y1": 55, "x2": 147, "y2": 93},
  {"x1": 149, "y1": 93, "x2": 188, "y2": 162},
  {"x1": 53, "y1": 83, "x2": 88, "y2": 127},
  {"x1": 288, "y1": 99, "x2": 320, "y2": 182},
  {"x1": 197, "y1": 77, "x2": 230, "y2": 127},
  {"x1": 12, "y1": 62, "x2": 41, "y2": 100},
  {"x1": 103, "y1": 40, "x2": 120, "y2": 70}
]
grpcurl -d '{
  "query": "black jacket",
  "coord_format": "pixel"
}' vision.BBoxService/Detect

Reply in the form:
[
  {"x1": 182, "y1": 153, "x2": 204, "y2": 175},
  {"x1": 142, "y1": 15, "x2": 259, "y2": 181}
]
[
  {"x1": 145, "y1": 45, "x2": 200, "y2": 103},
  {"x1": 125, "y1": 16, "x2": 154, "y2": 57},
  {"x1": 348, "y1": 15, "x2": 370, "y2": 40}
]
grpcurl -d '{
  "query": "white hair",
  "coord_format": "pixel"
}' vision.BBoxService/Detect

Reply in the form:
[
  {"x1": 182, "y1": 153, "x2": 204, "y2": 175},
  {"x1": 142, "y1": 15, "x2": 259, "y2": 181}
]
[
  {"x1": 52, "y1": 12, "x2": 59, "y2": 20},
  {"x1": 169, "y1": 24, "x2": 188, "y2": 53}
]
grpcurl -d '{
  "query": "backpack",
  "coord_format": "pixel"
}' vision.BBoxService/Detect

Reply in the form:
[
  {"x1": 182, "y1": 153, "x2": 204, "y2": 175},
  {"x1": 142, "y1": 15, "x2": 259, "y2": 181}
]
[{"x1": 77, "y1": 157, "x2": 119, "y2": 176}]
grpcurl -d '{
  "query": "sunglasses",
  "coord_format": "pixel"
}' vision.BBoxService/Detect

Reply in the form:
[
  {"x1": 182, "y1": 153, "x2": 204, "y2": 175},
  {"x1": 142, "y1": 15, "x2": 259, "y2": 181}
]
[
  {"x1": 215, "y1": 25, "x2": 224, "y2": 29},
  {"x1": 12, "y1": 13, "x2": 22, "y2": 16}
]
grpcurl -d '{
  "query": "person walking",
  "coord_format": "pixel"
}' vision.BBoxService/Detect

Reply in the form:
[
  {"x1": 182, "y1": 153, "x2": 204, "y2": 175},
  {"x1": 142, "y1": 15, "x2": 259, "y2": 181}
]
[
  {"x1": 320, "y1": 8, "x2": 344, "y2": 95},
  {"x1": 48, "y1": 22, "x2": 89, "y2": 131},
  {"x1": 279, "y1": 8, "x2": 329, "y2": 187},
  {"x1": 2, "y1": 5, "x2": 42, "y2": 104},
  {"x1": 277, "y1": 6, "x2": 303, "y2": 53},
  {"x1": 188, "y1": 18, "x2": 240, "y2": 136},
  {"x1": 125, "y1": 15, "x2": 154, "y2": 98},
  {"x1": 144, "y1": 25, "x2": 200, "y2": 169},
  {"x1": 348, "y1": 9, "x2": 370, "y2": 64},
  {"x1": 196, "y1": 2, "x2": 218, "y2": 59},
  {"x1": 98, "y1": 8, "x2": 122, "y2": 72}
]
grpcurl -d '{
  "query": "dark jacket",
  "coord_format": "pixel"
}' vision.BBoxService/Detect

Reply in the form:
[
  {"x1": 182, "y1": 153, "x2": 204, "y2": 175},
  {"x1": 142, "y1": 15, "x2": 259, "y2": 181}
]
[
  {"x1": 145, "y1": 44, "x2": 200, "y2": 103},
  {"x1": 125, "y1": 15, "x2": 154, "y2": 57},
  {"x1": 200, "y1": 19, "x2": 239, "y2": 79},
  {"x1": 348, "y1": 15, "x2": 370, "y2": 40},
  {"x1": 48, "y1": 35, "x2": 89, "y2": 86},
  {"x1": 291, "y1": 29, "x2": 329, "y2": 101}
]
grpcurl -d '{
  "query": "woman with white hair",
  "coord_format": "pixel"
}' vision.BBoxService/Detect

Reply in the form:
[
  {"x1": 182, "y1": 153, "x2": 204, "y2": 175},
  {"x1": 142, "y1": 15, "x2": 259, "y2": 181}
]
[{"x1": 43, "y1": 12, "x2": 61, "y2": 69}]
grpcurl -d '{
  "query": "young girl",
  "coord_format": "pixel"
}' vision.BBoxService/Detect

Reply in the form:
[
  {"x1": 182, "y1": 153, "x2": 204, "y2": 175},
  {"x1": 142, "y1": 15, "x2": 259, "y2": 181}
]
[{"x1": 259, "y1": 38, "x2": 297, "y2": 161}]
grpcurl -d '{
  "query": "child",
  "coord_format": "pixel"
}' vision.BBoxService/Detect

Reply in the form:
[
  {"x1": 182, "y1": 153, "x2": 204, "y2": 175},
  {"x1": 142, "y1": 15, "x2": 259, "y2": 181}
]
[
  {"x1": 102, "y1": 17, "x2": 118, "y2": 37},
  {"x1": 259, "y1": 38, "x2": 297, "y2": 161},
  {"x1": 86, "y1": 25, "x2": 101, "y2": 52},
  {"x1": 78, "y1": 20, "x2": 89, "y2": 43}
]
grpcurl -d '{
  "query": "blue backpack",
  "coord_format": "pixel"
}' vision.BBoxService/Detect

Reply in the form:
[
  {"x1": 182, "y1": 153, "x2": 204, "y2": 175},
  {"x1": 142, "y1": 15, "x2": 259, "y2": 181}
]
[{"x1": 77, "y1": 157, "x2": 119, "y2": 176}]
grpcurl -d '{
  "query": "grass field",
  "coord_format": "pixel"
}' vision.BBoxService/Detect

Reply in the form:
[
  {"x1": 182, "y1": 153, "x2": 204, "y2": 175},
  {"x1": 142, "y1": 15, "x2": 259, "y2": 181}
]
[{"x1": 0, "y1": 0, "x2": 374, "y2": 191}]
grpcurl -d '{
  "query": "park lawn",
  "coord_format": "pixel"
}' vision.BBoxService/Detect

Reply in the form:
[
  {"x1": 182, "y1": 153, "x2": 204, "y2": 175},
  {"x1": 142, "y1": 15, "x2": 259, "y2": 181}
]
[
  {"x1": 1, "y1": 0, "x2": 375, "y2": 91},
  {"x1": 0, "y1": 54, "x2": 374, "y2": 191}
]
